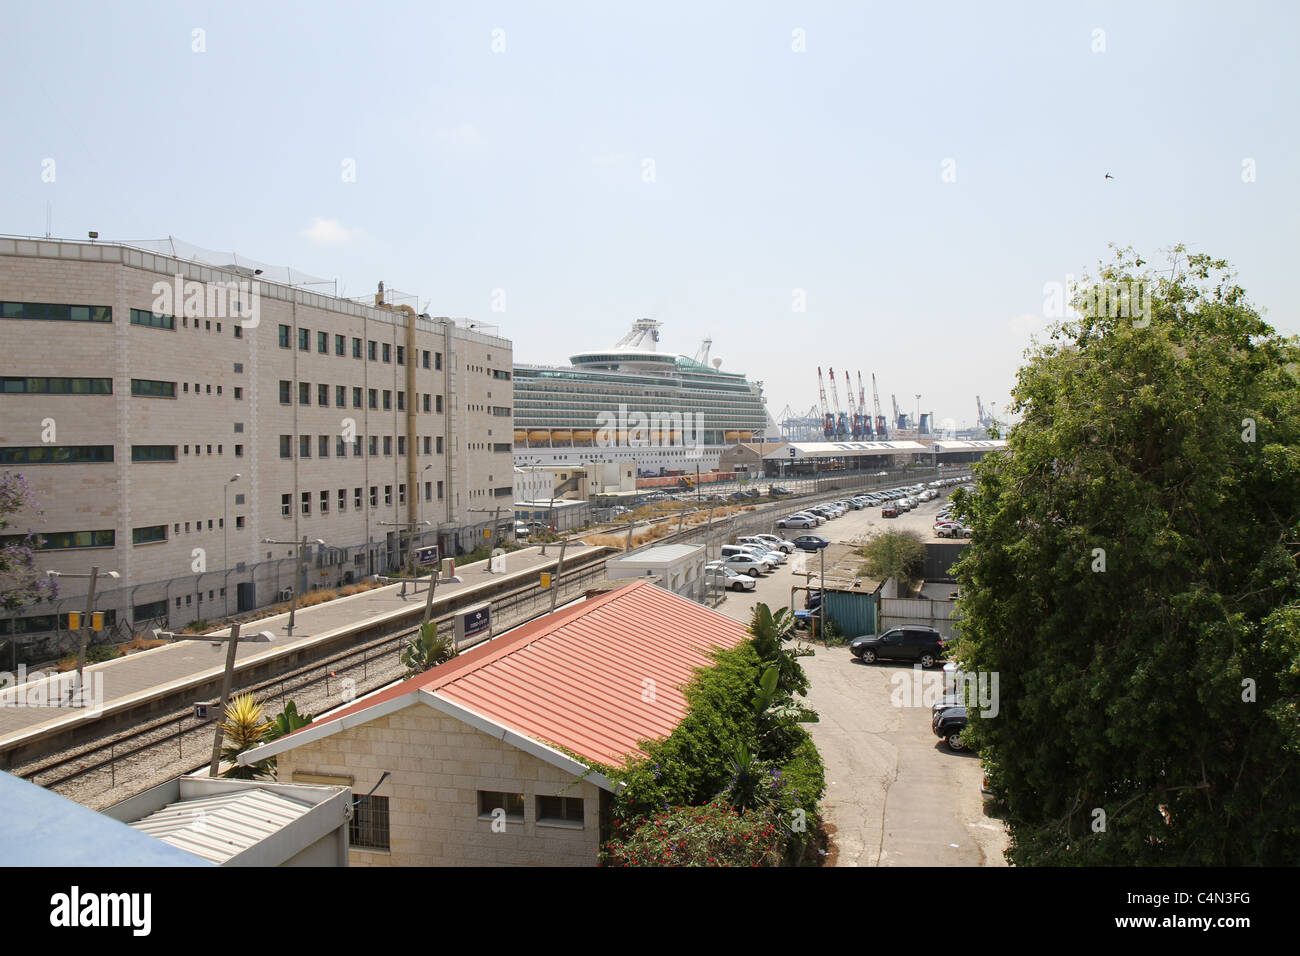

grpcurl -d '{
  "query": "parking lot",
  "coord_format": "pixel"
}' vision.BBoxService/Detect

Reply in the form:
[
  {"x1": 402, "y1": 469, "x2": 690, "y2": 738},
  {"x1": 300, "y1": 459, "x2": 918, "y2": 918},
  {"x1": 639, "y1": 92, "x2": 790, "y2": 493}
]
[{"x1": 712, "y1": 486, "x2": 1009, "y2": 866}]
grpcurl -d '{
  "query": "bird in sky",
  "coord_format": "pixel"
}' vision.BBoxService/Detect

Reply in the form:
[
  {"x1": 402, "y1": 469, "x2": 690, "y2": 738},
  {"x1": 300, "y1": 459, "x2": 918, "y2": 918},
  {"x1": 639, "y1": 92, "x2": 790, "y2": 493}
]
[{"x1": 1104, "y1": 172, "x2": 1115, "y2": 180}]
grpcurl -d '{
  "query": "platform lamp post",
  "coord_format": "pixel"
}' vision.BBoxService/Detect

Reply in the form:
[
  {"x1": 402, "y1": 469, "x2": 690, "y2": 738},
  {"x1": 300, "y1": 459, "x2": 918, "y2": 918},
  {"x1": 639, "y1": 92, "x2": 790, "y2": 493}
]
[
  {"x1": 152, "y1": 624, "x2": 274, "y2": 776},
  {"x1": 223, "y1": 473, "x2": 241, "y2": 618},
  {"x1": 260, "y1": 536, "x2": 325, "y2": 635},
  {"x1": 47, "y1": 567, "x2": 119, "y2": 708}
]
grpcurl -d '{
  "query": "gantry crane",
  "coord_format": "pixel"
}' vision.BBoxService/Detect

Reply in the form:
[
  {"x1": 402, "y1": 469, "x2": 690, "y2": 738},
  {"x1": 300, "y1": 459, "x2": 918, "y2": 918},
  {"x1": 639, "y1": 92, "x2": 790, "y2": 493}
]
[
  {"x1": 872, "y1": 373, "x2": 887, "y2": 439},
  {"x1": 844, "y1": 370, "x2": 863, "y2": 439},
  {"x1": 857, "y1": 372, "x2": 872, "y2": 439},
  {"x1": 828, "y1": 367, "x2": 848, "y2": 440},
  {"x1": 817, "y1": 367, "x2": 834, "y2": 439}
]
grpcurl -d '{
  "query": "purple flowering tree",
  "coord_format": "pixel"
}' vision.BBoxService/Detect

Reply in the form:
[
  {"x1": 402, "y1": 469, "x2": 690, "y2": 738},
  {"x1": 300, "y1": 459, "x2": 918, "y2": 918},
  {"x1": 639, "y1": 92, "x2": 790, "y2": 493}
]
[{"x1": 0, "y1": 471, "x2": 59, "y2": 610}]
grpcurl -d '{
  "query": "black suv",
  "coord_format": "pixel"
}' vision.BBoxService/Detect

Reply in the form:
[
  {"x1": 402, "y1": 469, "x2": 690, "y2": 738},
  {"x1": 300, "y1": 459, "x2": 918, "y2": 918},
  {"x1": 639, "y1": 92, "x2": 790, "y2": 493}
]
[
  {"x1": 850, "y1": 626, "x2": 946, "y2": 668},
  {"x1": 932, "y1": 705, "x2": 969, "y2": 751}
]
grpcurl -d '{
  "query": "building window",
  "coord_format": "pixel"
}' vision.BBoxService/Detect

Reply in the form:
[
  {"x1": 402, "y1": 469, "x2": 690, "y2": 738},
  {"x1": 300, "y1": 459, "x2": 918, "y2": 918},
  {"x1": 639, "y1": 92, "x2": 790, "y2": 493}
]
[
  {"x1": 235, "y1": 444, "x2": 244, "y2": 457},
  {"x1": 301, "y1": 492, "x2": 311, "y2": 515},
  {"x1": 398, "y1": 484, "x2": 406, "y2": 505},
  {"x1": 424, "y1": 481, "x2": 431, "y2": 501},
  {"x1": 318, "y1": 435, "x2": 330, "y2": 458},
  {"x1": 2, "y1": 376, "x2": 112, "y2": 395},
  {"x1": 234, "y1": 325, "x2": 243, "y2": 339},
  {"x1": 383, "y1": 436, "x2": 392, "y2": 457},
  {"x1": 384, "y1": 485, "x2": 392, "y2": 506},
  {"x1": 279, "y1": 381, "x2": 291, "y2": 404},
  {"x1": 129, "y1": 308, "x2": 175, "y2": 330},
  {"x1": 1, "y1": 529, "x2": 114, "y2": 551},
  {"x1": 298, "y1": 328, "x2": 310, "y2": 351},
  {"x1": 397, "y1": 436, "x2": 406, "y2": 456},
  {"x1": 299, "y1": 435, "x2": 312, "y2": 458},
  {"x1": 397, "y1": 391, "x2": 405, "y2": 412},
  {"x1": 132, "y1": 524, "x2": 167, "y2": 545},
  {"x1": 278, "y1": 324, "x2": 291, "y2": 348},
  {"x1": 396, "y1": 345, "x2": 404, "y2": 365},
  {"x1": 369, "y1": 486, "x2": 377, "y2": 507},
  {"x1": 352, "y1": 438, "x2": 362, "y2": 458},
  {"x1": 318, "y1": 383, "x2": 329, "y2": 406},
  {"x1": 352, "y1": 386, "x2": 363, "y2": 409},
  {"x1": 235, "y1": 515, "x2": 245, "y2": 529},
  {"x1": 368, "y1": 436, "x2": 378, "y2": 457},
  {"x1": 367, "y1": 340, "x2": 377, "y2": 361},
  {"x1": 536, "y1": 795, "x2": 584, "y2": 826},
  {"x1": 477, "y1": 791, "x2": 524, "y2": 822},
  {"x1": 382, "y1": 342, "x2": 391, "y2": 363},
  {"x1": 436, "y1": 437, "x2": 444, "y2": 454},
  {"x1": 352, "y1": 336, "x2": 362, "y2": 358},
  {"x1": 422, "y1": 436, "x2": 431, "y2": 455},
  {"x1": 336, "y1": 436, "x2": 346, "y2": 458},
  {"x1": 130, "y1": 445, "x2": 176, "y2": 463},
  {"x1": 368, "y1": 389, "x2": 377, "y2": 410},
  {"x1": 299, "y1": 382, "x2": 310, "y2": 405},
  {"x1": 320, "y1": 490, "x2": 329, "y2": 514},
  {"x1": 317, "y1": 331, "x2": 328, "y2": 353},
  {"x1": 335, "y1": 385, "x2": 346, "y2": 408},
  {"x1": 0, "y1": 445, "x2": 113, "y2": 464},
  {"x1": 130, "y1": 379, "x2": 176, "y2": 398},
  {"x1": 281, "y1": 494, "x2": 291, "y2": 516},
  {"x1": 354, "y1": 487, "x2": 362, "y2": 510},
  {"x1": 382, "y1": 390, "x2": 391, "y2": 411},
  {"x1": 422, "y1": 350, "x2": 430, "y2": 369},
  {"x1": 280, "y1": 435, "x2": 292, "y2": 459},
  {"x1": 422, "y1": 394, "x2": 430, "y2": 413},
  {"x1": 435, "y1": 395, "x2": 443, "y2": 413},
  {"x1": 234, "y1": 422, "x2": 244, "y2": 433},
  {"x1": 1, "y1": 301, "x2": 111, "y2": 323},
  {"x1": 338, "y1": 488, "x2": 347, "y2": 512},
  {"x1": 435, "y1": 352, "x2": 442, "y2": 370},
  {"x1": 437, "y1": 480, "x2": 444, "y2": 500},
  {"x1": 350, "y1": 796, "x2": 390, "y2": 850},
  {"x1": 335, "y1": 334, "x2": 346, "y2": 356},
  {"x1": 233, "y1": 387, "x2": 243, "y2": 400}
]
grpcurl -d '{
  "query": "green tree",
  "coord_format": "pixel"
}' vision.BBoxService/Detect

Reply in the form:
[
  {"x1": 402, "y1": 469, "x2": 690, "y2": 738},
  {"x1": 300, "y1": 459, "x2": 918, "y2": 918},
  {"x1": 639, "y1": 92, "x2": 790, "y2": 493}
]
[
  {"x1": 856, "y1": 528, "x2": 926, "y2": 588},
  {"x1": 0, "y1": 471, "x2": 59, "y2": 610},
  {"x1": 400, "y1": 621, "x2": 455, "y2": 677},
  {"x1": 953, "y1": 245, "x2": 1300, "y2": 865}
]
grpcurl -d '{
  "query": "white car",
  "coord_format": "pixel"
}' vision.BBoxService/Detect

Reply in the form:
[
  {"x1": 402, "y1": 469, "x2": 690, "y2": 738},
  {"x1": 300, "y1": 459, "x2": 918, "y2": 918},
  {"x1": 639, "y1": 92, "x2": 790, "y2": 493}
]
[
  {"x1": 718, "y1": 553, "x2": 769, "y2": 576},
  {"x1": 751, "y1": 533, "x2": 796, "y2": 554},
  {"x1": 705, "y1": 562, "x2": 758, "y2": 591},
  {"x1": 778, "y1": 513, "x2": 818, "y2": 529}
]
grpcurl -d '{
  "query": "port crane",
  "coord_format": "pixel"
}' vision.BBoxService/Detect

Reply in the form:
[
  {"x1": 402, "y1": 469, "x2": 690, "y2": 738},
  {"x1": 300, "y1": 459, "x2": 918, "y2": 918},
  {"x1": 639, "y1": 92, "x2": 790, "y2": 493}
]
[
  {"x1": 857, "y1": 372, "x2": 872, "y2": 439},
  {"x1": 828, "y1": 368, "x2": 849, "y2": 440},
  {"x1": 892, "y1": 394, "x2": 903, "y2": 431},
  {"x1": 872, "y1": 373, "x2": 887, "y2": 439},
  {"x1": 844, "y1": 370, "x2": 864, "y2": 439},
  {"x1": 817, "y1": 368, "x2": 834, "y2": 439}
]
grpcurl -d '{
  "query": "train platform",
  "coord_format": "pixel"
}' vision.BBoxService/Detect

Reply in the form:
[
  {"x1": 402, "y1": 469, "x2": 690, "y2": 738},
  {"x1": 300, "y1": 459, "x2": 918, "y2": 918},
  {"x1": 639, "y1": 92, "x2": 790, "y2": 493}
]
[{"x1": 0, "y1": 544, "x2": 601, "y2": 755}]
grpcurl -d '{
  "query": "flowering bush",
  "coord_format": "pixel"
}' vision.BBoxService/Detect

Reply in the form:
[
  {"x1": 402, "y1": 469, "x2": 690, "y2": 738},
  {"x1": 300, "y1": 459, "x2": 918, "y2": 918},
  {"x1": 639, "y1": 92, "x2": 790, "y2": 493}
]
[{"x1": 602, "y1": 800, "x2": 782, "y2": 867}]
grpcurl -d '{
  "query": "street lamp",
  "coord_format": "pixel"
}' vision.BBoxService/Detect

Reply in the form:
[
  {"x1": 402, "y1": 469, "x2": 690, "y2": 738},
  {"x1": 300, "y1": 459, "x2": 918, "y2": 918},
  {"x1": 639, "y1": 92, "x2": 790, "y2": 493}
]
[
  {"x1": 153, "y1": 624, "x2": 274, "y2": 776},
  {"x1": 48, "y1": 567, "x2": 119, "y2": 707},
  {"x1": 223, "y1": 474, "x2": 241, "y2": 617},
  {"x1": 260, "y1": 537, "x2": 325, "y2": 635}
]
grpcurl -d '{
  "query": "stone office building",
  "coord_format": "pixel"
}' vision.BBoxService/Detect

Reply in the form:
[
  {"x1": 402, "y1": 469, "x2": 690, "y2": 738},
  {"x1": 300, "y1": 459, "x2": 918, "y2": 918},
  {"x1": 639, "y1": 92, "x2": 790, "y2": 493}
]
[{"x1": 0, "y1": 236, "x2": 514, "y2": 656}]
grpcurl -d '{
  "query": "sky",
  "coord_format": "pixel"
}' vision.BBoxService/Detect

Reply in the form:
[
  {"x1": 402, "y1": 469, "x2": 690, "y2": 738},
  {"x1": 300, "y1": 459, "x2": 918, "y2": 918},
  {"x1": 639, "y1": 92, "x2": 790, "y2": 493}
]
[{"x1": 3, "y1": 0, "x2": 1297, "y2": 431}]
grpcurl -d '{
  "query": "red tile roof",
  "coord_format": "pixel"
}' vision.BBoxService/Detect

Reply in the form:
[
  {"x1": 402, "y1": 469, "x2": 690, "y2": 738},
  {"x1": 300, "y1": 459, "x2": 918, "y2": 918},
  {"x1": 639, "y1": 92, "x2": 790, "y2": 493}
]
[{"x1": 300, "y1": 581, "x2": 750, "y2": 766}]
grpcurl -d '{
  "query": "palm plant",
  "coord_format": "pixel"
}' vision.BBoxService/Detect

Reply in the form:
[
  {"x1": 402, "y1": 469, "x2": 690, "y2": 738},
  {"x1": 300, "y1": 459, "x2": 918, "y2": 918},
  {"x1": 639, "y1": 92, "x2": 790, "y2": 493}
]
[
  {"x1": 218, "y1": 692, "x2": 275, "y2": 779},
  {"x1": 400, "y1": 621, "x2": 456, "y2": 677}
]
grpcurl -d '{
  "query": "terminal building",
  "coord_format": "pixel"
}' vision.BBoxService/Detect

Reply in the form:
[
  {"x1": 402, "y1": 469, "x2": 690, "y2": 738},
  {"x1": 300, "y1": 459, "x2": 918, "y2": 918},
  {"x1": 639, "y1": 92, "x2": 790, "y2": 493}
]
[{"x1": 0, "y1": 235, "x2": 514, "y2": 658}]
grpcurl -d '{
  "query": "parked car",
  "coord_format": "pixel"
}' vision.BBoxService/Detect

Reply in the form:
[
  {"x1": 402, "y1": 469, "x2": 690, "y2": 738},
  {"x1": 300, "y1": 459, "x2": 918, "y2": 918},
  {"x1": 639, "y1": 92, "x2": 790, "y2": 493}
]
[
  {"x1": 791, "y1": 534, "x2": 830, "y2": 552},
  {"x1": 849, "y1": 626, "x2": 946, "y2": 667},
  {"x1": 881, "y1": 504, "x2": 901, "y2": 518},
  {"x1": 935, "y1": 522, "x2": 972, "y2": 538},
  {"x1": 705, "y1": 561, "x2": 758, "y2": 592},
  {"x1": 795, "y1": 511, "x2": 826, "y2": 525},
  {"x1": 745, "y1": 534, "x2": 796, "y2": 554},
  {"x1": 776, "y1": 514, "x2": 816, "y2": 530},
  {"x1": 932, "y1": 705, "x2": 969, "y2": 751},
  {"x1": 718, "y1": 553, "x2": 769, "y2": 576},
  {"x1": 720, "y1": 544, "x2": 778, "y2": 568},
  {"x1": 769, "y1": 485, "x2": 792, "y2": 496}
]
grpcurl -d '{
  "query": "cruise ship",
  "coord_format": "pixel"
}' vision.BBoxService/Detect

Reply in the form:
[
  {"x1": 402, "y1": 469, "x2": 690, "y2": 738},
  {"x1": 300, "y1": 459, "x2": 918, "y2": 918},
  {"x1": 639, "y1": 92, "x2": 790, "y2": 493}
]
[{"x1": 513, "y1": 320, "x2": 774, "y2": 474}]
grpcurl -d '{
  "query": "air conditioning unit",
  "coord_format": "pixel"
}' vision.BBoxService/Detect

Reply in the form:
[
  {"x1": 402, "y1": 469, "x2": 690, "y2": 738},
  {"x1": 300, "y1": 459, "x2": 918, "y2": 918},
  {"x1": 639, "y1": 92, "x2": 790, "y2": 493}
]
[{"x1": 278, "y1": 587, "x2": 293, "y2": 602}]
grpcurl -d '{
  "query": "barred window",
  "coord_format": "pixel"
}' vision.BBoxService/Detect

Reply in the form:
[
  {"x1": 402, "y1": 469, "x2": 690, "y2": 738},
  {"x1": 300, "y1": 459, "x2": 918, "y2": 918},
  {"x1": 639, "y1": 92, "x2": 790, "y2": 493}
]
[{"x1": 350, "y1": 796, "x2": 390, "y2": 850}]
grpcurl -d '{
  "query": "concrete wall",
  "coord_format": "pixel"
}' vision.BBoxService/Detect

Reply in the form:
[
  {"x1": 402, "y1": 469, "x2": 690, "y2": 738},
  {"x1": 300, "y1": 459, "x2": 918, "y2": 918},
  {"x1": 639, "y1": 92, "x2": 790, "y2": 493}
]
[{"x1": 278, "y1": 703, "x2": 603, "y2": 867}]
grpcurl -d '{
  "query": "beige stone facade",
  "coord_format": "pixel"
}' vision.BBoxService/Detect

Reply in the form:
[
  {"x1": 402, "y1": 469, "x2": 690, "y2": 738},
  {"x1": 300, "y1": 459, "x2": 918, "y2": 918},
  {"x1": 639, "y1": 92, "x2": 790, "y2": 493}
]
[
  {"x1": 0, "y1": 237, "x2": 513, "y2": 640},
  {"x1": 277, "y1": 704, "x2": 604, "y2": 867}
]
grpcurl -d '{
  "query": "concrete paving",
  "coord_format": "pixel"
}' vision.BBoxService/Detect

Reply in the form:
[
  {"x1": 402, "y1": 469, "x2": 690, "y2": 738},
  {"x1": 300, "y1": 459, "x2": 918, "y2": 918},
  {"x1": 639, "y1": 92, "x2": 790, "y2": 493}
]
[
  {"x1": 709, "y1": 488, "x2": 1009, "y2": 866},
  {"x1": 0, "y1": 544, "x2": 599, "y2": 744}
]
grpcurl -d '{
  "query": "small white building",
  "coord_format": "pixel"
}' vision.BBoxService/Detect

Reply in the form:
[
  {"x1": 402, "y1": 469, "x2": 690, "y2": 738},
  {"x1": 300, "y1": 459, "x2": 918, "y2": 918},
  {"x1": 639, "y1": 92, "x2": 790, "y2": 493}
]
[{"x1": 605, "y1": 544, "x2": 707, "y2": 602}]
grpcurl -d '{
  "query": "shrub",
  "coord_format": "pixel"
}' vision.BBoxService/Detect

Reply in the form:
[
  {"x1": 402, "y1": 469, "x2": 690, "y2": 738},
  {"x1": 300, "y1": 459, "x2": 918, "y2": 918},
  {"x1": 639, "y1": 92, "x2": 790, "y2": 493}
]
[{"x1": 603, "y1": 800, "x2": 782, "y2": 867}]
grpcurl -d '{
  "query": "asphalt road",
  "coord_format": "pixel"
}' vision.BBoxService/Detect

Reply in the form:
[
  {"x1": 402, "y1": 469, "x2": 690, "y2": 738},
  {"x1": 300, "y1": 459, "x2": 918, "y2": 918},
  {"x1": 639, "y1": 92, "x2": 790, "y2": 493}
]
[{"x1": 712, "y1": 486, "x2": 1009, "y2": 866}]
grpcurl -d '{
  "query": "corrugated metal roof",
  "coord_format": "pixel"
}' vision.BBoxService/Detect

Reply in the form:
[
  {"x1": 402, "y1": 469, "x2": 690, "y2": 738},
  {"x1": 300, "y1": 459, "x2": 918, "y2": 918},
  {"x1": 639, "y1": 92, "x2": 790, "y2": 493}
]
[
  {"x1": 293, "y1": 581, "x2": 750, "y2": 767},
  {"x1": 129, "y1": 788, "x2": 313, "y2": 864}
]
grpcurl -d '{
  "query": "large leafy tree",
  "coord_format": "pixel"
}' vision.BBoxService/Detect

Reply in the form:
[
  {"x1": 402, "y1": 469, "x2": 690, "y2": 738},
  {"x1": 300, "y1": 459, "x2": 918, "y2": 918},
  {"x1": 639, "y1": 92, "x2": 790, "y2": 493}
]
[
  {"x1": 0, "y1": 471, "x2": 58, "y2": 610},
  {"x1": 952, "y1": 246, "x2": 1300, "y2": 865}
]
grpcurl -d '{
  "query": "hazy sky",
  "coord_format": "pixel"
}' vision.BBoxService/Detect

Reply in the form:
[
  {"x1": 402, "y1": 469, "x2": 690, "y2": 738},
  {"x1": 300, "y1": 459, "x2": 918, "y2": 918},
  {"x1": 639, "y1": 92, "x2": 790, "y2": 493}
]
[{"x1": 3, "y1": 0, "x2": 1296, "y2": 430}]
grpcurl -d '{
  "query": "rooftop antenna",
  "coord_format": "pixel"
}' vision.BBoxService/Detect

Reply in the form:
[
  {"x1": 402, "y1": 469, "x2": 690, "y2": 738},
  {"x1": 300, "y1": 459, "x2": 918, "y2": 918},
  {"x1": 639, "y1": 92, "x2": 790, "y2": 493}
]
[{"x1": 45, "y1": 201, "x2": 51, "y2": 238}]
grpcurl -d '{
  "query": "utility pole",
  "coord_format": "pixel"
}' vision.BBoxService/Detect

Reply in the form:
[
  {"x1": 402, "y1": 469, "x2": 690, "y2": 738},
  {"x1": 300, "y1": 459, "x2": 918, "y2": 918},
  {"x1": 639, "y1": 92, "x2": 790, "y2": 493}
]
[
  {"x1": 421, "y1": 563, "x2": 442, "y2": 627},
  {"x1": 261, "y1": 536, "x2": 325, "y2": 635},
  {"x1": 48, "y1": 567, "x2": 119, "y2": 707},
  {"x1": 549, "y1": 538, "x2": 569, "y2": 614}
]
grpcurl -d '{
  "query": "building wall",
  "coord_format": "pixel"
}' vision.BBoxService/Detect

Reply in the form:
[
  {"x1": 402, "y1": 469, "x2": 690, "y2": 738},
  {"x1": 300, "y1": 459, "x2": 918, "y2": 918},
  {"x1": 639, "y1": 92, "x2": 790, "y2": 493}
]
[
  {"x1": 278, "y1": 705, "x2": 603, "y2": 867},
  {"x1": 0, "y1": 238, "x2": 512, "y2": 641}
]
